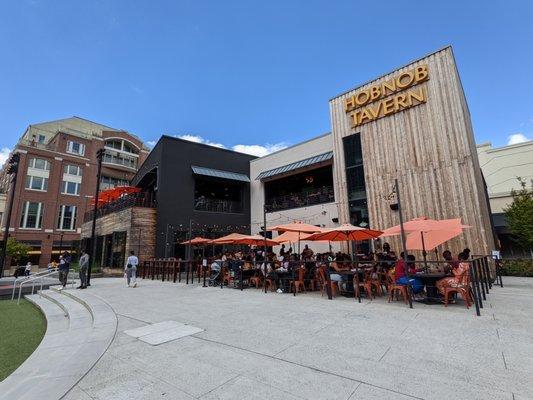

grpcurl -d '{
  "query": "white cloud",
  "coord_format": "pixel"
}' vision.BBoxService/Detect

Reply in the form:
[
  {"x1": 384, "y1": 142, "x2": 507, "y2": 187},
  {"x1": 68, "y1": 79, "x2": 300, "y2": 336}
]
[
  {"x1": 507, "y1": 133, "x2": 531, "y2": 145},
  {"x1": 231, "y1": 143, "x2": 288, "y2": 157},
  {"x1": 174, "y1": 134, "x2": 288, "y2": 157},
  {"x1": 0, "y1": 147, "x2": 11, "y2": 167},
  {"x1": 176, "y1": 134, "x2": 226, "y2": 149},
  {"x1": 146, "y1": 140, "x2": 157, "y2": 148}
]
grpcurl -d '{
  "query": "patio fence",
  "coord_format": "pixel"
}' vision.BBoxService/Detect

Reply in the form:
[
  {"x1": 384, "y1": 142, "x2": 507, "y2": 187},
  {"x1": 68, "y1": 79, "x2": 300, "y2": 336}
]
[{"x1": 138, "y1": 256, "x2": 498, "y2": 317}]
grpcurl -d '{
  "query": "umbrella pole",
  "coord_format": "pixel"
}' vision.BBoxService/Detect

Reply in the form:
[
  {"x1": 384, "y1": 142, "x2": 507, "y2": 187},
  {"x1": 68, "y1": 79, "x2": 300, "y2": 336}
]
[
  {"x1": 421, "y1": 232, "x2": 428, "y2": 270},
  {"x1": 298, "y1": 231, "x2": 301, "y2": 259}
]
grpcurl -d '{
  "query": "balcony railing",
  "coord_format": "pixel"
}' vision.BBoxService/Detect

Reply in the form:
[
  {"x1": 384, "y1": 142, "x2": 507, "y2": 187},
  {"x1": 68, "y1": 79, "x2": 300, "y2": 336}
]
[
  {"x1": 266, "y1": 186, "x2": 334, "y2": 212},
  {"x1": 84, "y1": 192, "x2": 156, "y2": 222},
  {"x1": 194, "y1": 198, "x2": 243, "y2": 214}
]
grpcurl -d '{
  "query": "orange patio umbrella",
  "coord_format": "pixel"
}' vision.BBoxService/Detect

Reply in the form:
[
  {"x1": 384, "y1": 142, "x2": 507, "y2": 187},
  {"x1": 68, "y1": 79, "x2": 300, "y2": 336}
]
[
  {"x1": 267, "y1": 221, "x2": 323, "y2": 254},
  {"x1": 231, "y1": 234, "x2": 279, "y2": 247},
  {"x1": 210, "y1": 233, "x2": 249, "y2": 245},
  {"x1": 267, "y1": 221, "x2": 323, "y2": 233},
  {"x1": 380, "y1": 217, "x2": 470, "y2": 266},
  {"x1": 305, "y1": 223, "x2": 383, "y2": 242},
  {"x1": 273, "y1": 231, "x2": 312, "y2": 244},
  {"x1": 180, "y1": 237, "x2": 212, "y2": 245}
]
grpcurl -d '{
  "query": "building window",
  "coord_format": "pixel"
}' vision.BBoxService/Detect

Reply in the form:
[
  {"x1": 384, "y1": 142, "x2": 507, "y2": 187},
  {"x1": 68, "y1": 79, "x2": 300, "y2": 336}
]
[
  {"x1": 100, "y1": 175, "x2": 129, "y2": 190},
  {"x1": 61, "y1": 180, "x2": 81, "y2": 196},
  {"x1": 38, "y1": 134, "x2": 46, "y2": 144},
  {"x1": 194, "y1": 177, "x2": 243, "y2": 213},
  {"x1": 343, "y1": 134, "x2": 368, "y2": 227},
  {"x1": 25, "y1": 175, "x2": 48, "y2": 191},
  {"x1": 28, "y1": 158, "x2": 50, "y2": 170},
  {"x1": 63, "y1": 164, "x2": 82, "y2": 176},
  {"x1": 20, "y1": 201, "x2": 43, "y2": 229},
  {"x1": 57, "y1": 205, "x2": 77, "y2": 231},
  {"x1": 102, "y1": 152, "x2": 137, "y2": 169},
  {"x1": 66, "y1": 140, "x2": 85, "y2": 156}
]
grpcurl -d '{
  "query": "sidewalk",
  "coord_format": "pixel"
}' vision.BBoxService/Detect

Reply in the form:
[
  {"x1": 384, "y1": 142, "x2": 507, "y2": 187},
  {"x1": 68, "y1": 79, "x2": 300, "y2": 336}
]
[{"x1": 64, "y1": 277, "x2": 533, "y2": 400}]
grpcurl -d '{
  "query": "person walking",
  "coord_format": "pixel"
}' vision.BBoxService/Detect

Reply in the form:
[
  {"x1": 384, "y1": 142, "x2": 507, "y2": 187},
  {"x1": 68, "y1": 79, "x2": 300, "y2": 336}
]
[
  {"x1": 125, "y1": 250, "x2": 139, "y2": 287},
  {"x1": 58, "y1": 251, "x2": 71, "y2": 290},
  {"x1": 77, "y1": 251, "x2": 89, "y2": 289}
]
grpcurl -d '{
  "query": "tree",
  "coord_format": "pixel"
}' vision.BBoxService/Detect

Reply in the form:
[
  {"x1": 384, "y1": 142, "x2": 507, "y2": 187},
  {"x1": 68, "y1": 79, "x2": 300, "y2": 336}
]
[
  {"x1": 6, "y1": 237, "x2": 30, "y2": 265},
  {"x1": 504, "y1": 178, "x2": 533, "y2": 257}
]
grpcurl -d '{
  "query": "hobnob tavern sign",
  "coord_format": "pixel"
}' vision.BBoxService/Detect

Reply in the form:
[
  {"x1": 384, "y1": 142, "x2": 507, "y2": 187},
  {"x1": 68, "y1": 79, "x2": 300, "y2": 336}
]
[{"x1": 345, "y1": 65, "x2": 429, "y2": 127}]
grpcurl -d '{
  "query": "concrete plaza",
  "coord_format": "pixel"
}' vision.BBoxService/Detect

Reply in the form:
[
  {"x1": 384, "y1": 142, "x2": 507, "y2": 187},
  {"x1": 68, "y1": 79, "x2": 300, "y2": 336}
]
[{"x1": 64, "y1": 276, "x2": 532, "y2": 400}]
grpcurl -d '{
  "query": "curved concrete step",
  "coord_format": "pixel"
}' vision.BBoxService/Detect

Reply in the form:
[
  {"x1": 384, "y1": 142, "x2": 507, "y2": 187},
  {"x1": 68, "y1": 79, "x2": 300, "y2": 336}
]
[{"x1": 0, "y1": 289, "x2": 117, "y2": 400}]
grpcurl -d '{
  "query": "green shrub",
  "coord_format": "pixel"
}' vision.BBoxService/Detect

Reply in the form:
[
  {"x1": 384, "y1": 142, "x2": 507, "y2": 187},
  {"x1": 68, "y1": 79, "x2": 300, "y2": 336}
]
[{"x1": 499, "y1": 259, "x2": 533, "y2": 277}]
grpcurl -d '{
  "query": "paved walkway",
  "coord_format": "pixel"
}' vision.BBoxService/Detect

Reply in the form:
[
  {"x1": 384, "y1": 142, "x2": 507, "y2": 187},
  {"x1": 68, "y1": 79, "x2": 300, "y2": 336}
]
[{"x1": 63, "y1": 277, "x2": 532, "y2": 400}]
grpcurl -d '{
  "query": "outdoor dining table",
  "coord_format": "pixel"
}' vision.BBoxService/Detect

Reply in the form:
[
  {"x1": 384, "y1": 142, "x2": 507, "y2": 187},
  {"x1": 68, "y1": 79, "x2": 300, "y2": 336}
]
[{"x1": 411, "y1": 272, "x2": 452, "y2": 303}]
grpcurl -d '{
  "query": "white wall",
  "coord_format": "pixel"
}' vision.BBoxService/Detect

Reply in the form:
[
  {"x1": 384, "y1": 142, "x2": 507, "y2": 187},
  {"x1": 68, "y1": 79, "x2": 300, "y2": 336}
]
[
  {"x1": 477, "y1": 140, "x2": 533, "y2": 213},
  {"x1": 250, "y1": 133, "x2": 341, "y2": 254}
]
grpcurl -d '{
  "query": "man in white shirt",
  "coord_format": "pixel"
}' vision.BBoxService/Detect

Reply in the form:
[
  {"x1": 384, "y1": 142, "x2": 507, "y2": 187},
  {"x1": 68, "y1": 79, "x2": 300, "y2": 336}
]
[{"x1": 125, "y1": 250, "x2": 139, "y2": 288}]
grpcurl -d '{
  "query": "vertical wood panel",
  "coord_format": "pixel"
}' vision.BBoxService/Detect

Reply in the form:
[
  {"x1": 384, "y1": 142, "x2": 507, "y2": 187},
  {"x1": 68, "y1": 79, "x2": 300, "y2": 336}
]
[{"x1": 329, "y1": 47, "x2": 495, "y2": 256}]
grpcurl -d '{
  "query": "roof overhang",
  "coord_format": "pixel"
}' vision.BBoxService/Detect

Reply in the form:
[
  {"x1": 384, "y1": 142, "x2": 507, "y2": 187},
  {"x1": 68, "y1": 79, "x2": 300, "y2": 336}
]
[
  {"x1": 191, "y1": 165, "x2": 250, "y2": 183},
  {"x1": 255, "y1": 151, "x2": 333, "y2": 181}
]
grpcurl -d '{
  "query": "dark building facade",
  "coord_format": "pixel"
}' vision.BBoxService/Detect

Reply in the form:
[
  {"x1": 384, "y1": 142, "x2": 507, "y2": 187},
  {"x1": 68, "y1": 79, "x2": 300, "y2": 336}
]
[{"x1": 82, "y1": 136, "x2": 256, "y2": 263}]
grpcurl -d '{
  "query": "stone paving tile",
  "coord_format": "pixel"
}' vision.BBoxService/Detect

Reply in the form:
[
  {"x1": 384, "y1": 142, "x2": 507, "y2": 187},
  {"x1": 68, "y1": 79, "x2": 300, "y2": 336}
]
[{"x1": 71, "y1": 277, "x2": 533, "y2": 400}]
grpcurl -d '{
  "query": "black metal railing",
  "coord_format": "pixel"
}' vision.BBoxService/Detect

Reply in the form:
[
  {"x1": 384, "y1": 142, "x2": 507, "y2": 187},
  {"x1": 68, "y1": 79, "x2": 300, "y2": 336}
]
[
  {"x1": 83, "y1": 192, "x2": 156, "y2": 222},
  {"x1": 194, "y1": 198, "x2": 243, "y2": 213},
  {"x1": 266, "y1": 186, "x2": 335, "y2": 212}
]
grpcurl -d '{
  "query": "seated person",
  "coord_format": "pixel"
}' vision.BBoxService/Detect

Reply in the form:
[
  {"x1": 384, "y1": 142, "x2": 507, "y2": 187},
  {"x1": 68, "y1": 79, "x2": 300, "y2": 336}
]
[
  {"x1": 394, "y1": 253, "x2": 424, "y2": 294},
  {"x1": 436, "y1": 252, "x2": 470, "y2": 295},
  {"x1": 329, "y1": 261, "x2": 349, "y2": 291},
  {"x1": 442, "y1": 250, "x2": 459, "y2": 273}
]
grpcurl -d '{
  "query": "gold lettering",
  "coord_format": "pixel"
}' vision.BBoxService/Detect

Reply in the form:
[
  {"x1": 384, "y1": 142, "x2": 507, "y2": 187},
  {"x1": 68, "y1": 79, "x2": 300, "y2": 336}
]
[
  {"x1": 370, "y1": 86, "x2": 381, "y2": 101},
  {"x1": 359, "y1": 108, "x2": 373, "y2": 124},
  {"x1": 381, "y1": 79, "x2": 396, "y2": 96},
  {"x1": 367, "y1": 102, "x2": 383, "y2": 119},
  {"x1": 394, "y1": 94, "x2": 408, "y2": 109},
  {"x1": 407, "y1": 87, "x2": 426, "y2": 103},
  {"x1": 396, "y1": 71, "x2": 415, "y2": 89},
  {"x1": 349, "y1": 112, "x2": 358, "y2": 126},
  {"x1": 414, "y1": 65, "x2": 429, "y2": 83},
  {"x1": 345, "y1": 96, "x2": 356, "y2": 112},
  {"x1": 382, "y1": 98, "x2": 396, "y2": 115},
  {"x1": 355, "y1": 90, "x2": 370, "y2": 106}
]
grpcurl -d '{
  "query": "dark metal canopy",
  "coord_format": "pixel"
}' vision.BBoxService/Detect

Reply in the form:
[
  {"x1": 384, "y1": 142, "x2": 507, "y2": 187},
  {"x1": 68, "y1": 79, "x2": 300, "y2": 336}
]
[
  {"x1": 255, "y1": 151, "x2": 333, "y2": 181},
  {"x1": 191, "y1": 165, "x2": 250, "y2": 182}
]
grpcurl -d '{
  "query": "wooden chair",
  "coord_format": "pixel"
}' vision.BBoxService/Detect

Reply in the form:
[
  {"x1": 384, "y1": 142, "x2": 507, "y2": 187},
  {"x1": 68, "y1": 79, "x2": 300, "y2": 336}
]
[
  {"x1": 444, "y1": 270, "x2": 472, "y2": 308},
  {"x1": 249, "y1": 272, "x2": 263, "y2": 289},
  {"x1": 289, "y1": 267, "x2": 306, "y2": 294},
  {"x1": 264, "y1": 276, "x2": 277, "y2": 292},
  {"x1": 222, "y1": 267, "x2": 235, "y2": 287},
  {"x1": 317, "y1": 267, "x2": 339, "y2": 297},
  {"x1": 354, "y1": 270, "x2": 374, "y2": 300},
  {"x1": 386, "y1": 273, "x2": 409, "y2": 304}
]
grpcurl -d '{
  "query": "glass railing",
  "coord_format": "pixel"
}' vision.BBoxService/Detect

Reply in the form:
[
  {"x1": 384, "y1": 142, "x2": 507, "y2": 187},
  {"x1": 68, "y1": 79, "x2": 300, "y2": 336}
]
[
  {"x1": 84, "y1": 192, "x2": 156, "y2": 222},
  {"x1": 266, "y1": 186, "x2": 335, "y2": 212},
  {"x1": 194, "y1": 198, "x2": 243, "y2": 213},
  {"x1": 102, "y1": 153, "x2": 137, "y2": 169}
]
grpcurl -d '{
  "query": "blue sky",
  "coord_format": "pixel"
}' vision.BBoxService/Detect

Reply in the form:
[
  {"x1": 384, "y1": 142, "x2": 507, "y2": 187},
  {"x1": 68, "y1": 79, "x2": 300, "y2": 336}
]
[{"x1": 1, "y1": 0, "x2": 532, "y2": 162}]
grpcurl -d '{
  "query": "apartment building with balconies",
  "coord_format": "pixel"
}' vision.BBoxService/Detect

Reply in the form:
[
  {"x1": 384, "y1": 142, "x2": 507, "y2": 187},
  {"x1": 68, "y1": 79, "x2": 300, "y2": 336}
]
[{"x1": 0, "y1": 116, "x2": 149, "y2": 267}]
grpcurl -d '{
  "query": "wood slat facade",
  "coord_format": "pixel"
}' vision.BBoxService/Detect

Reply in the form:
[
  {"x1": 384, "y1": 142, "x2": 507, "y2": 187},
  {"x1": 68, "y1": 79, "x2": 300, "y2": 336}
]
[{"x1": 329, "y1": 46, "x2": 495, "y2": 256}]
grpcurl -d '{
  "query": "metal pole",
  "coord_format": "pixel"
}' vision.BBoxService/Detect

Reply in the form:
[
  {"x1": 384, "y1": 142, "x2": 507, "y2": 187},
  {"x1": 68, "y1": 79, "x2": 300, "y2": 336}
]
[
  {"x1": 188, "y1": 219, "x2": 193, "y2": 262},
  {"x1": 88, "y1": 149, "x2": 105, "y2": 286},
  {"x1": 395, "y1": 179, "x2": 412, "y2": 309},
  {"x1": 263, "y1": 204, "x2": 268, "y2": 293},
  {"x1": 421, "y1": 232, "x2": 428, "y2": 270},
  {"x1": 0, "y1": 153, "x2": 20, "y2": 277},
  {"x1": 59, "y1": 232, "x2": 64, "y2": 255}
]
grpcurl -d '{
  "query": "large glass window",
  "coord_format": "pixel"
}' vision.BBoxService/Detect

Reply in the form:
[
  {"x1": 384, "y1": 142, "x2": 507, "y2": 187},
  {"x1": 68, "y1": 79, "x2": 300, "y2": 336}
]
[
  {"x1": 20, "y1": 201, "x2": 44, "y2": 229},
  {"x1": 63, "y1": 164, "x2": 82, "y2": 176},
  {"x1": 57, "y1": 205, "x2": 77, "y2": 230},
  {"x1": 194, "y1": 177, "x2": 243, "y2": 213},
  {"x1": 25, "y1": 175, "x2": 48, "y2": 191},
  {"x1": 28, "y1": 158, "x2": 50, "y2": 170},
  {"x1": 100, "y1": 175, "x2": 129, "y2": 190},
  {"x1": 66, "y1": 140, "x2": 85, "y2": 156},
  {"x1": 264, "y1": 166, "x2": 334, "y2": 211},
  {"x1": 61, "y1": 180, "x2": 81, "y2": 195},
  {"x1": 343, "y1": 134, "x2": 369, "y2": 226}
]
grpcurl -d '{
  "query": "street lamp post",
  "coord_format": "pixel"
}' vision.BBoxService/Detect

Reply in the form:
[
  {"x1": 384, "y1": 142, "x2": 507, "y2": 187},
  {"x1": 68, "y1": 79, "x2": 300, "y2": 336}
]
[
  {"x1": 0, "y1": 153, "x2": 20, "y2": 278},
  {"x1": 87, "y1": 148, "x2": 105, "y2": 287}
]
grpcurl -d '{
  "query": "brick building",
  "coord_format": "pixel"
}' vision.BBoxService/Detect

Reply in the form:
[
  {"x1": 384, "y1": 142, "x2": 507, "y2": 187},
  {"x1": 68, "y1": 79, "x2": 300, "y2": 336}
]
[{"x1": 0, "y1": 117, "x2": 149, "y2": 267}]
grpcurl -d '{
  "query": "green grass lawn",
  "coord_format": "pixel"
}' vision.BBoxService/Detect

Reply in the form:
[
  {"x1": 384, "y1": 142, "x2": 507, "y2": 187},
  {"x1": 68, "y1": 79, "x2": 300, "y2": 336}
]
[{"x1": 0, "y1": 299, "x2": 46, "y2": 381}]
